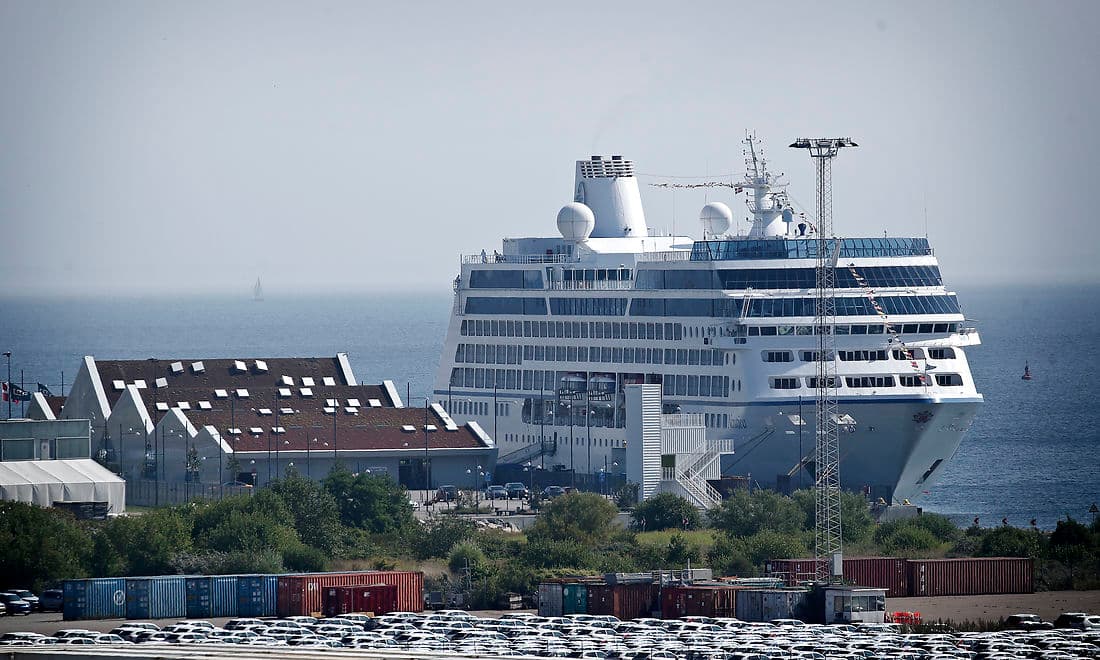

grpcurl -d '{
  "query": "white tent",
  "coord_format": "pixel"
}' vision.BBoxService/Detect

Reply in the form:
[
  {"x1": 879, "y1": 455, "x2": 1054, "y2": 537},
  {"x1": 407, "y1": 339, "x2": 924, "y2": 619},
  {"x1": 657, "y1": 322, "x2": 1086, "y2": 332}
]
[{"x1": 0, "y1": 459, "x2": 125, "y2": 514}]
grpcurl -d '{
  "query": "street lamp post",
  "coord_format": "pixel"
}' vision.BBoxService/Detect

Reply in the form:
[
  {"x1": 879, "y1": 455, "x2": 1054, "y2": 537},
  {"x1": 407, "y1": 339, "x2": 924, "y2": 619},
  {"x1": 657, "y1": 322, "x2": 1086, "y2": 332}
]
[{"x1": 2, "y1": 351, "x2": 10, "y2": 419}]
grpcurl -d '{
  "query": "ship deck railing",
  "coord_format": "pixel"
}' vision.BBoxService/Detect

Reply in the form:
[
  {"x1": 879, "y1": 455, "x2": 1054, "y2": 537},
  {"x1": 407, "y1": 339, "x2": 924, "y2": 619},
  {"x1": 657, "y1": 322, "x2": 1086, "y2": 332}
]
[
  {"x1": 548, "y1": 280, "x2": 634, "y2": 291},
  {"x1": 462, "y1": 253, "x2": 572, "y2": 265},
  {"x1": 637, "y1": 250, "x2": 692, "y2": 262}
]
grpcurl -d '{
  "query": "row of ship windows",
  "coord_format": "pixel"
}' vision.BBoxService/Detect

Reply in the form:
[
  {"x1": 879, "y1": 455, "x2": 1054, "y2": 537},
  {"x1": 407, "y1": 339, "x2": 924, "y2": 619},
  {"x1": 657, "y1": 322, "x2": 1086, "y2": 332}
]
[
  {"x1": 504, "y1": 433, "x2": 624, "y2": 449},
  {"x1": 770, "y1": 373, "x2": 965, "y2": 389},
  {"x1": 467, "y1": 265, "x2": 942, "y2": 291},
  {"x1": 763, "y1": 347, "x2": 957, "y2": 363},
  {"x1": 464, "y1": 294, "x2": 962, "y2": 318},
  {"x1": 634, "y1": 265, "x2": 943, "y2": 290},
  {"x1": 461, "y1": 319, "x2": 686, "y2": 341},
  {"x1": 747, "y1": 322, "x2": 958, "y2": 336},
  {"x1": 455, "y1": 344, "x2": 732, "y2": 368},
  {"x1": 448, "y1": 367, "x2": 737, "y2": 398},
  {"x1": 461, "y1": 318, "x2": 960, "y2": 341}
]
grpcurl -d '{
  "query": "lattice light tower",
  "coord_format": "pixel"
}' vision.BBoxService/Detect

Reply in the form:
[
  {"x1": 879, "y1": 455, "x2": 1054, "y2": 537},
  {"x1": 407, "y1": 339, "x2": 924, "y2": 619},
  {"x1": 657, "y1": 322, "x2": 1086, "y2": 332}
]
[{"x1": 790, "y1": 137, "x2": 857, "y2": 582}]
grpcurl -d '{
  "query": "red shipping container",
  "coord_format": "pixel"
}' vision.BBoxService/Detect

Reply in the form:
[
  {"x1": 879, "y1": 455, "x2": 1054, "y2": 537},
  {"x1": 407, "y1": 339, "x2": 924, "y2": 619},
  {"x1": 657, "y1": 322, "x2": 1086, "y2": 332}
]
[
  {"x1": 587, "y1": 583, "x2": 658, "y2": 620},
  {"x1": 322, "y1": 584, "x2": 398, "y2": 617},
  {"x1": 278, "y1": 571, "x2": 423, "y2": 616},
  {"x1": 843, "y1": 557, "x2": 909, "y2": 598},
  {"x1": 765, "y1": 559, "x2": 822, "y2": 586},
  {"x1": 906, "y1": 558, "x2": 1033, "y2": 597},
  {"x1": 661, "y1": 586, "x2": 740, "y2": 619}
]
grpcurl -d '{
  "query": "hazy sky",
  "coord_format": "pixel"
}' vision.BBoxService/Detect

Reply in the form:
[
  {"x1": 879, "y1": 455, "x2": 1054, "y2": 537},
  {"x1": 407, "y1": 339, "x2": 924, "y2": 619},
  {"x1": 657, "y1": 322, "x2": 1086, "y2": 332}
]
[{"x1": 2, "y1": 0, "x2": 1098, "y2": 296}]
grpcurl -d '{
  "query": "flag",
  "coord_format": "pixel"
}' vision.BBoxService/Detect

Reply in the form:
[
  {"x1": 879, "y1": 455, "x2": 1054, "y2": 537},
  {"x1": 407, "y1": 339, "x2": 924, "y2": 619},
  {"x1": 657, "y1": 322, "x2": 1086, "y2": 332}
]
[
  {"x1": 1, "y1": 382, "x2": 7, "y2": 402},
  {"x1": 8, "y1": 383, "x2": 31, "y2": 402},
  {"x1": 37, "y1": 383, "x2": 53, "y2": 397}
]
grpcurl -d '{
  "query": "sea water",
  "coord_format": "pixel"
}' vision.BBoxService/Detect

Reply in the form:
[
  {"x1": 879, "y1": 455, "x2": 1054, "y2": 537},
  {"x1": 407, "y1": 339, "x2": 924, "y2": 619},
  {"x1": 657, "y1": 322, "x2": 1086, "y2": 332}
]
[{"x1": 1, "y1": 284, "x2": 1096, "y2": 529}]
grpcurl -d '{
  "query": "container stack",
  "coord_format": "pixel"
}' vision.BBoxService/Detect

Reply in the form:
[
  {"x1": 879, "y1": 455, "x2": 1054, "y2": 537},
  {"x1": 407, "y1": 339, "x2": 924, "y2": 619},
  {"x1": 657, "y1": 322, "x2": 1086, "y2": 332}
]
[
  {"x1": 766, "y1": 556, "x2": 1034, "y2": 597},
  {"x1": 63, "y1": 570, "x2": 423, "y2": 621}
]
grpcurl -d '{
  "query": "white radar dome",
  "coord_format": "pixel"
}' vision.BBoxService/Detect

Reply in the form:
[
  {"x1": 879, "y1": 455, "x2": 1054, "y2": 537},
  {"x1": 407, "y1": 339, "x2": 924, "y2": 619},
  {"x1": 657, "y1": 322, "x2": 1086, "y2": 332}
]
[
  {"x1": 557, "y1": 202, "x2": 596, "y2": 242},
  {"x1": 700, "y1": 202, "x2": 733, "y2": 237}
]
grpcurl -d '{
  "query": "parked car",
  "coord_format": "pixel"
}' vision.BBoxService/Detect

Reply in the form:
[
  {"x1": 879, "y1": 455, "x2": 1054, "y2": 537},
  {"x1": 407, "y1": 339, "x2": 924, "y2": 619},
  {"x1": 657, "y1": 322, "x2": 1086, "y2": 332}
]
[
  {"x1": 0, "y1": 592, "x2": 31, "y2": 615},
  {"x1": 39, "y1": 589, "x2": 63, "y2": 612},
  {"x1": 541, "y1": 485, "x2": 566, "y2": 498},
  {"x1": 504, "y1": 482, "x2": 529, "y2": 499},
  {"x1": 484, "y1": 485, "x2": 509, "y2": 499},
  {"x1": 8, "y1": 590, "x2": 38, "y2": 611},
  {"x1": 1053, "y1": 612, "x2": 1092, "y2": 629},
  {"x1": 1004, "y1": 613, "x2": 1053, "y2": 631},
  {"x1": 436, "y1": 485, "x2": 459, "y2": 502}
]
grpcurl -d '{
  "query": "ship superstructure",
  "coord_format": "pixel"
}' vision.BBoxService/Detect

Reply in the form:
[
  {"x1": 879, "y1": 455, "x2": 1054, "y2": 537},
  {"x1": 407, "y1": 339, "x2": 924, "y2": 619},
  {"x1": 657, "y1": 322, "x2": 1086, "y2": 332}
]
[{"x1": 432, "y1": 139, "x2": 982, "y2": 503}]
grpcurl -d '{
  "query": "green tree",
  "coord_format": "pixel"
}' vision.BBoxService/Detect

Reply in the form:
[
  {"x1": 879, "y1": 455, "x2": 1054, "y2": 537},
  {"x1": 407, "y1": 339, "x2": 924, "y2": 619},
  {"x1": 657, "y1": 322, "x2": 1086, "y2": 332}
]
[
  {"x1": 742, "y1": 530, "x2": 810, "y2": 568},
  {"x1": 0, "y1": 501, "x2": 92, "y2": 590},
  {"x1": 322, "y1": 465, "x2": 415, "y2": 534},
  {"x1": 709, "y1": 489, "x2": 805, "y2": 537},
  {"x1": 706, "y1": 535, "x2": 755, "y2": 577},
  {"x1": 667, "y1": 532, "x2": 703, "y2": 565},
  {"x1": 790, "y1": 489, "x2": 875, "y2": 544},
  {"x1": 414, "y1": 516, "x2": 476, "y2": 560},
  {"x1": 521, "y1": 537, "x2": 598, "y2": 570},
  {"x1": 526, "y1": 492, "x2": 618, "y2": 547},
  {"x1": 874, "y1": 524, "x2": 941, "y2": 555},
  {"x1": 448, "y1": 540, "x2": 487, "y2": 575},
  {"x1": 632, "y1": 493, "x2": 701, "y2": 531},
  {"x1": 100, "y1": 507, "x2": 194, "y2": 575},
  {"x1": 268, "y1": 473, "x2": 343, "y2": 554},
  {"x1": 976, "y1": 526, "x2": 1045, "y2": 558}
]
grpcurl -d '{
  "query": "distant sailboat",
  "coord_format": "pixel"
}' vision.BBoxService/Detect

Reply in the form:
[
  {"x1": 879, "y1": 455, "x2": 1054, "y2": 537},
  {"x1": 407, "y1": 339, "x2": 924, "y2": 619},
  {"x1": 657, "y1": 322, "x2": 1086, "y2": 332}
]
[
  {"x1": 1021, "y1": 361, "x2": 1032, "y2": 381},
  {"x1": 253, "y1": 277, "x2": 264, "y2": 302}
]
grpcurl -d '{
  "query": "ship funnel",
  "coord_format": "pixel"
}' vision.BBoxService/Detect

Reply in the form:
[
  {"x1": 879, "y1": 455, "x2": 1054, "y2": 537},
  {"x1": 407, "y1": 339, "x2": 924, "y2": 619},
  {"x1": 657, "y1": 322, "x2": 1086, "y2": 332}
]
[{"x1": 573, "y1": 156, "x2": 649, "y2": 238}]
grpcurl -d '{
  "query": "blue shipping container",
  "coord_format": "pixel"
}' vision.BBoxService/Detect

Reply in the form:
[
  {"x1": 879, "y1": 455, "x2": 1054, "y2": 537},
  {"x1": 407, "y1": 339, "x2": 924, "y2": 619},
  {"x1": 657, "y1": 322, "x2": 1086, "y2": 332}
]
[
  {"x1": 186, "y1": 576, "x2": 241, "y2": 618},
  {"x1": 126, "y1": 576, "x2": 187, "y2": 620},
  {"x1": 237, "y1": 575, "x2": 279, "y2": 617},
  {"x1": 63, "y1": 578, "x2": 126, "y2": 621},
  {"x1": 185, "y1": 577, "x2": 212, "y2": 619}
]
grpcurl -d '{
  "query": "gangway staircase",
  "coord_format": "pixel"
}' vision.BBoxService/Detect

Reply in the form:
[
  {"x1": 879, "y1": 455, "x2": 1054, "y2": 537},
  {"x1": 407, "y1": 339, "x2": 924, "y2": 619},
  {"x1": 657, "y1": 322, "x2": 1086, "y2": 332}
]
[
  {"x1": 657, "y1": 415, "x2": 733, "y2": 509},
  {"x1": 498, "y1": 436, "x2": 558, "y2": 466}
]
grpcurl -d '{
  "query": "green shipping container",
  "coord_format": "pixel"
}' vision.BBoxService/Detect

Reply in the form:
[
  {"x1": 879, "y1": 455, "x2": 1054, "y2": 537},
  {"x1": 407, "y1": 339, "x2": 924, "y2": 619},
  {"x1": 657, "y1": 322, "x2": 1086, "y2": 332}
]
[{"x1": 562, "y1": 583, "x2": 588, "y2": 615}]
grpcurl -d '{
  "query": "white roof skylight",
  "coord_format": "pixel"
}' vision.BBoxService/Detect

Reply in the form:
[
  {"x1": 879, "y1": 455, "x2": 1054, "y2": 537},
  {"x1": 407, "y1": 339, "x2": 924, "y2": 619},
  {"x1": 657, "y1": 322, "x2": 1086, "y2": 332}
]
[
  {"x1": 278, "y1": 387, "x2": 292, "y2": 397},
  {"x1": 281, "y1": 375, "x2": 294, "y2": 386},
  {"x1": 344, "y1": 407, "x2": 358, "y2": 415},
  {"x1": 368, "y1": 399, "x2": 382, "y2": 408},
  {"x1": 112, "y1": 380, "x2": 125, "y2": 391},
  {"x1": 176, "y1": 402, "x2": 191, "y2": 410},
  {"x1": 301, "y1": 377, "x2": 316, "y2": 387},
  {"x1": 198, "y1": 401, "x2": 212, "y2": 410},
  {"x1": 322, "y1": 376, "x2": 336, "y2": 387},
  {"x1": 299, "y1": 387, "x2": 313, "y2": 397},
  {"x1": 236, "y1": 388, "x2": 249, "y2": 398},
  {"x1": 347, "y1": 398, "x2": 361, "y2": 408},
  {"x1": 249, "y1": 427, "x2": 263, "y2": 434},
  {"x1": 234, "y1": 360, "x2": 247, "y2": 373},
  {"x1": 255, "y1": 360, "x2": 268, "y2": 372},
  {"x1": 191, "y1": 361, "x2": 205, "y2": 373},
  {"x1": 401, "y1": 425, "x2": 416, "y2": 432},
  {"x1": 279, "y1": 407, "x2": 295, "y2": 415},
  {"x1": 323, "y1": 406, "x2": 336, "y2": 415},
  {"x1": 155, "y1": 402, "x2": 170, "y2": 411},
  {"x1": 326, "y1": 398, "x2": 339, "y2": 407},
  {"x1": 214, "y1": 389, "x2": 228, "y2": 399},
  {"x1": 170, "y1": 361, "x2": 184, "y2": 374},
  {"x1": 425, "y1": 425, "x2": 438, "y2": 432},
  {"x1": 272, "y1": 426, "x2": 286, "y2": 434},
  {"x1": 155, "y1": 377, "x2": 168, "y2": 389},
  {"x1": 228, "y1": 427, "x2": 242, "y2": 435},
  {"x1": 133, "y1": 380, "x2": 147, "y2": 389},
  {"x1": 258, "y1": 408, "x2": 272, "y2": 416}
]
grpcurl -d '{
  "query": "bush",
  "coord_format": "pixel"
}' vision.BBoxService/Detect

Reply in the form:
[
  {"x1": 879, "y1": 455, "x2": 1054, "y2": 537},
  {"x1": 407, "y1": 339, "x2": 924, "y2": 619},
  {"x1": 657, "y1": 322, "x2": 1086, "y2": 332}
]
[
  {"x1": 414, "y1": 516, "x2": 476, "y2": 560},
  {"x1": 706, "y1": 535, "x2": 755, "y2": 577},
  {"x1": 448, "y1": 540, "x2": 487, "y2": 576},
  {"x1": 875, "y1": 524, "x2": 941, "y2": 555},
  {"x1": 0, "y1": 501, "x2": 92, "y2": 590},
  {"x1": 632, "y1": 493, "x2": 702, "y2": 531},
  {"x1": 742, "y1": 530, "x2": 810, "y2": 568},
  {"x1": 709, "y1": 489, "x2": 805, "y2": 537},
  {"x1": 526, "y1": 492, "x2": 618, "y2": 547},
  {"x1": 975, "y1": 526, "x2": 1045, "y2": 558}
]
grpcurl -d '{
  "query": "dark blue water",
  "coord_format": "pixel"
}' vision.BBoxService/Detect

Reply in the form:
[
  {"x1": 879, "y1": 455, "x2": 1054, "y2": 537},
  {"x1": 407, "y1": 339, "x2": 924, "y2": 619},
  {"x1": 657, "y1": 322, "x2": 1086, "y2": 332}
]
[{"x1": 1, "y1": 285, "x2": 1096, "y2": 529}]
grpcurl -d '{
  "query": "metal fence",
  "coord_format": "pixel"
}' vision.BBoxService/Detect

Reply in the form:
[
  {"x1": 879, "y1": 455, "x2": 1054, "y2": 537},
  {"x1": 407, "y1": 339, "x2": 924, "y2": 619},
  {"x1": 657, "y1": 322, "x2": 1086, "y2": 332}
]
[{"x1": 125, "y1": 478, "x2": 253, "y2": 507}]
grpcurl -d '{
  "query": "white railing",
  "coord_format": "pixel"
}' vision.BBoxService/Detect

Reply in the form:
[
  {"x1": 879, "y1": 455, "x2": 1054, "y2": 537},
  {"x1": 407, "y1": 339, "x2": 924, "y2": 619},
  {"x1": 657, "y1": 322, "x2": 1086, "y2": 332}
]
[
  {"x1": 661, "y1": 413, "x2": 705, "y2": 428},
  {"x1": 462, "y1": 253, "x2": 572, "y2": 265},
  {"x1": 548, "y1": 280, "x2": 635, "y2": 291},
  {"x1": 637, "y1": 250, "x2": 692, "y2": 262}
]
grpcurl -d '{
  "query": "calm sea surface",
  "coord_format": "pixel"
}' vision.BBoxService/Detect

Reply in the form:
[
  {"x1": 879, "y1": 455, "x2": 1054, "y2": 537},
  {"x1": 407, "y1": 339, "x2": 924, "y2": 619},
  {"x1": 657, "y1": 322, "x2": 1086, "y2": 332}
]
[{"x1": 1, "y1": 284, "x2": 1096, "y2": 529}]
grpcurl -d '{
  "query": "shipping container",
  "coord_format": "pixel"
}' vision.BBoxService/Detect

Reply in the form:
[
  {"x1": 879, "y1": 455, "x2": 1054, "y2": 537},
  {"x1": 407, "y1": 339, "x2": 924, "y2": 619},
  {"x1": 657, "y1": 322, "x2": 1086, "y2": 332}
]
[
  {"x1": 661, "y1": 586, "x2": 740, "y2": 619},
  {"x1": 734, "y1": 588, "x2": 810, "y2": 622},
  {"x1": 63, "y1": 578, "x2": 126, "y2": 621},
  {"x1": 237, "y1": 575, "x2": 279, "y2": 617},
  {"x1": 842, "y1": 557, "x2": 908, "y2": 598},
  {"x1": 277, "y1": 571, "x2": 423, "y2": 617},
  {"x1": 765, "y1": 559, "x2": 822, "y2": 586},
  {"x1": 562, "y1": 583, "x2": 588, "y2": 615},
  {"x1": 906, "y1": 557, "x2": 1033, "y2": 596},
  {"x1": 126, "y1": 576, "x2": 187, "y2": 620},
  {"x1": 185, "y1": 576, "x2": 240, "y2": 619},
  {"x1": 322, "y1": 584, "x2": 398, "y2": 617},
  {"x1": 538, "y1": 583, "x2": 563, "y2": 617},
  {"x1": 587, "y1": 583, "x2": 658, "y2": 620}
]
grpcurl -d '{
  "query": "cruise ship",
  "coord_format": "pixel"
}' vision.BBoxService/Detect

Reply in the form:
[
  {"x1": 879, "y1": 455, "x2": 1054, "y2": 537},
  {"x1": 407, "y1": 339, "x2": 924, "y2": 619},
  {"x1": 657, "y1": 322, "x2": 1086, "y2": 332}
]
[{"x1": 432, "y1": 138, "x2": 982, "y2": 503}]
